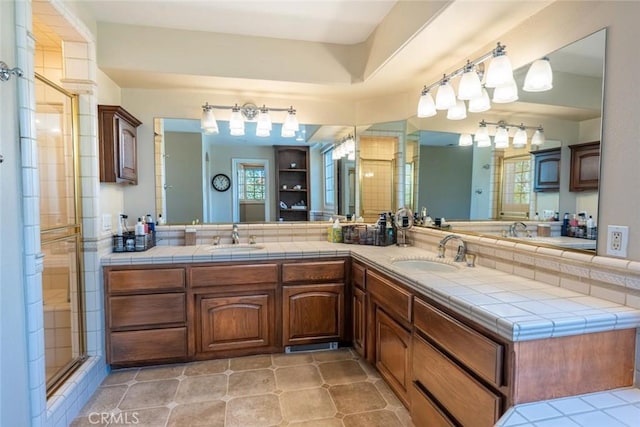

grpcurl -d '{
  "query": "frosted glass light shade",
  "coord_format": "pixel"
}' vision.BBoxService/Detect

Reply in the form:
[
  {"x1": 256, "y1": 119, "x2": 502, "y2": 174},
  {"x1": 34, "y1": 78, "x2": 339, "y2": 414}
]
[
  {"x1": 447, "y1": 100, "x2": 467, "y2": 120},
  {"x1": 531, "y1": 128, "x2": 546, "y2": 145},
  {"x1": 458, "y1": 133, "x2": 473, "y2": 146},
  {"x1": 523, "y1": 58, "x2": 553, "y2": 92},
  {"x1": 494, "y1": 127, "x2": 509, "y2": 148},
  {"x1": 485, "y1": 54, "x2": 514, "y2": 88},
  {"x1": 229, "y1": 109, "x2": 245, "y2": 136},
  {"x1": 256, "y1": 110, "x2": 272, "y2": 137},
  {"x1": 492, "y1": 79, "x2": 519, "y2": 103},
  {"x1": 458, "y1": 70, "x2": 482, "y2": 100},
  {"x1": 201, "y1": 108, "x2": 219, "y2": 135},
  {"x1": 417, "y1": 91, "x2": 437, "y2": 117},
  {"x1": 475, "y1": 125, "x2": 491, "y2": 147},
  {"x1": 283, "y1": 110, "x2": 299, "y2": 132},
  {"x1": 513, "y1": 128, "x2": 528, "y2": 148},
  {"x1": 468, "y1": 87, "x2": 491, "y2": 113},
  {"x1": 435, "y1": 81, "x2": 457, "y2": 110}
]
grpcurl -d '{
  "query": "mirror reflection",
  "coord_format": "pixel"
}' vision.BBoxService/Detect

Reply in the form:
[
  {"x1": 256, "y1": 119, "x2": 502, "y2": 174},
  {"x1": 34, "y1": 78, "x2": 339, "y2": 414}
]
[{"x1": 154, "y1": 118, "x2": 355, "y2": 223}]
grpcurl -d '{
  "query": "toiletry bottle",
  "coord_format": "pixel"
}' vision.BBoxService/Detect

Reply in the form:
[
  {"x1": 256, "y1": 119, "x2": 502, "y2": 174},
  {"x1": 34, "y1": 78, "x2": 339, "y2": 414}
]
[
  {"x1": 586, "y1": 215, "x2": 594, "y2": 239},
  {"x1": 146, "y1": 214, "x2": 155, "y2": 233},
  {"x1": 135, "y1": 217, "x2": 145, "y2": 236},
  {"x1": 534, "y1": 212, "x2": 539, "y2": 221},
  {"x1": 141, "y1": 215, "x2": 148, "y2": 234},
  {"x1": 561, "y1": 213, "x2": 569, "y2": 236},
  {"x1": 115, "y1": 215, "x2": 124, "y2": 251}
]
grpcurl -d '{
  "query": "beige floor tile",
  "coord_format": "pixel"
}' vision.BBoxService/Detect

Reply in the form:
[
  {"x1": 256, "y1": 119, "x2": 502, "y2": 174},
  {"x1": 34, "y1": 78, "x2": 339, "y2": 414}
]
[
  {"x1": 280, "y1": 387, "x2": 336, "y2": 422},
  {"x1": 71, "y1": 407, "x2": 170, "y2": 427},
  {"x1": 318, "y1": 360, "x2": 367, "y2": 385},
  {"x1": 229, "y1": 354, "x2": 273, "y2": 371},
  {"x1": 76, "y1": 385, "x2": 128, "y2": 416},
  {"x1": 134, "y1": 364, "x2": 185, "y2": 381},
  {"x1": 272, "y1": 352, "x2": 313, "y2": 367},
  {"x1": 175, "y1": 374, "x2": 228, "y2": 404},
  {"x1": 228, "y1": 369, "x2": 276, "y2": 397},
  {"x1": 101, "y1": 368, "x2": 139, "y2": 386},
  {"x1": 167, "y1": 400, "x2": 226, "y2": 427},
  {"x1": 342, "y1": 409, "x2": 404, "y2": 427},
  {"x1": 275, "y1": 365, "x2": 322, "y2": 390},
  {"x1": 312, "y1": 348, "x2": 355, "y2": 362},
  {"x1": 329, "y1": 382, "x2": 387, "y2": 414},
  {"x1": 184, "y1": 359, "x2": 230, "y2": 376},
  {"x1": 287, "y1": 419, "x2": 343, "y2": 427},
  {"x1": 119, "y1": 379, "x2": 179, "y2": 410},
  {"x1": 373, "y1": 378, "x2": 404, "y2": 408},
  {"x1": 225, "y1": 394, "x2": 282, "y2": 427}
]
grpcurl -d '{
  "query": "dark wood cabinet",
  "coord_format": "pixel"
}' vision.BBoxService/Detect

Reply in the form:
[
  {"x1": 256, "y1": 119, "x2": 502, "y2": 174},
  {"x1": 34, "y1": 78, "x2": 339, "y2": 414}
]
[
  {"x1": 570, "y1": 141, "x2": 600, "y2": 191},
  {"x1": 532, "y1": 147, "x2": 561, "y2": 192},
  {"x1": 274, "y1": 146, "x2": 310, "y2": 221},
  {"x1": 352, "y1": 286, "x2": 366, "y2": 357},
  {"x1": 104, "y1": 266, "x2": 187, "y2": 366},
  {"x1": 98, "y1": 105, "x2": 142, "y2": 184}
]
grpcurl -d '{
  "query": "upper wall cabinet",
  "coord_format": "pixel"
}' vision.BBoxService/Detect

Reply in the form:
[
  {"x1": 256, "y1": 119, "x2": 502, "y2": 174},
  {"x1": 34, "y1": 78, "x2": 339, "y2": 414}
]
[
  {"x1": 569, "y1": 142, "x2": 600, "y2": 192},
  {"x1": 98, "y1": 105, "x2": 142, "y2": 184},
  {"x1": 532, "y1": 148, "x2": 561, "y2": 192}
]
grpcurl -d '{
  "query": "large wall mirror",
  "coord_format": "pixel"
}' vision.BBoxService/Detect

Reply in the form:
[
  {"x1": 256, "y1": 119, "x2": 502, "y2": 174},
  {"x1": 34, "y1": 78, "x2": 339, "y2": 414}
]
[
  {"x1": 359, "y1": 29, "x2": 605, "y2": 251},
  {"x1": 154, "y1": 118, "x2": 355, "y2": 224}
]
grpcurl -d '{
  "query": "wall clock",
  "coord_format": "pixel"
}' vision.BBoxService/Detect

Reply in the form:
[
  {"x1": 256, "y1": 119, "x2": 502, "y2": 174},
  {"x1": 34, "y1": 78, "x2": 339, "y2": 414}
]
[{"x1": 211, "y1": 173, "x2": 231, "y2": 192}]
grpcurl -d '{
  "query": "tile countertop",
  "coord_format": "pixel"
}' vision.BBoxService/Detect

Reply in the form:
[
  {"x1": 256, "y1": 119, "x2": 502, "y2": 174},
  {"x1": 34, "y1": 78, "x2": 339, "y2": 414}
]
[{"x1": 102, "y1": 241, "x2": 640, "y2": 343}]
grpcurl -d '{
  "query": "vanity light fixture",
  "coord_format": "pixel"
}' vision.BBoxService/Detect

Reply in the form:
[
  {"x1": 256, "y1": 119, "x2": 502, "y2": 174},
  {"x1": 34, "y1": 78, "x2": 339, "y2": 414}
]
[
  {"x1": 447, "y1": 100, "x2": 467, "y2": 120},
  {"x1": 332, "y1": 134, "x2": 356, "y2": 160},
  {"x1": 416, "y1": 42, "x2": 552, "y2": 120},
  {"x1": 458, "y1": 133, "x2": 473, "y2": 146},
  {"x1": 473, "y1": 120, "x2": 545, "y2": 149},
  {"x1": 200, "y1": 102, "x2": 299, "y2": 137}
]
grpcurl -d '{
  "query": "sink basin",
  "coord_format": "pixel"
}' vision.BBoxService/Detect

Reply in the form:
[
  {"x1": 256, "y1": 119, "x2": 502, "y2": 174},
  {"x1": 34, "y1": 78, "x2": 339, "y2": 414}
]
[
  {"x1": 391, "y1": 258, "x2": 460, "y2": 273},
  {"x1": 206, "y1": 244, "x2": 265, "y2": 252}
]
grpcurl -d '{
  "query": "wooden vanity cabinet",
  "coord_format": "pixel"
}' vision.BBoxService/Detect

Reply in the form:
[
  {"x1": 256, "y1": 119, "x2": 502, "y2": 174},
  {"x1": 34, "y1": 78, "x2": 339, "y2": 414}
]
[
  {"x1": 281, "y1": 260, "x2": 346, "y2": 346},
  {"x1": 569, "y1": 141, "x2": 600, "y2": 191},
  {"x1": 189, "y1": 263, "x2": 279, "y2": 358},
  {"x1": 366, "y1": 269, "x2": 413, "y2": 407},
  {"x1": 98, "y1": 105, "x2": 142, "y2": 184},
  {"x1": 104, "y1": 266, "x2": 187, "y2": 366},
  {"x1": 351, "y1": 261, "x2": 367, "y2": 357}
]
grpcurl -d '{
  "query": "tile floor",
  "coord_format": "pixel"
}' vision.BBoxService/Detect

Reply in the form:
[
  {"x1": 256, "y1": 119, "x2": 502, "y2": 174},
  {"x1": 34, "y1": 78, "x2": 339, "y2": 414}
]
[{"x1": 71, "y1": 348, "x2": 414, "y2": 427}]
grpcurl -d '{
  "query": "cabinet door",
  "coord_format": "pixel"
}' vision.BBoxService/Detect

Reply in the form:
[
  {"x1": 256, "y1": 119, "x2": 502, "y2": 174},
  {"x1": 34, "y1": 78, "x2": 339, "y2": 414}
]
[
  {"x1": 570, "y1": 142, "x2": 600, "y2": 191},
  {"x1": 118, "y1": 117, "x2": 138, "y2": 182},
  {"x1": 375, "y1": 307, "x2": 411, "y2": 406},
  {"x1": 110, "y1": 327, "x2": 187, "y2": 365},
  {"x1": 532, "y1": 148, "x2": 560, "y2": 192},
  {"x1": 282, "y1": 283, "x2": 344, "y2": 345},
  {"x1": 198, "y1": 293, "x2": 275, "y2": 353},
  {"x1": 352, "y1": 286, "x2": 366, "y2": 357}
]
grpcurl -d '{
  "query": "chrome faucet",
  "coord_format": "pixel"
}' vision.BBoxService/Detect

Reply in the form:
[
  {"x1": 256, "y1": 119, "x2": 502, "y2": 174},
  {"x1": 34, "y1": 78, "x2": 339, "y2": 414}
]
[
  {"x1": 231, "y1": 224, "x2": 240, "y2": 244},
  {"x1": 509, "y1": 221, "x2": 527, "y2": 237},
  {"x1": 437, "y1": 234, "x2": 467, "y2": 262}
]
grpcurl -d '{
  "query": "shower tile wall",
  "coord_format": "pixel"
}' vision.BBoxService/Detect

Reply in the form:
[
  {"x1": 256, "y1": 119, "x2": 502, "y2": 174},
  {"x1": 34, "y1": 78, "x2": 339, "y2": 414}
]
[{"x1": 360, "y1": 136, "x2": 396, "y2": 222}]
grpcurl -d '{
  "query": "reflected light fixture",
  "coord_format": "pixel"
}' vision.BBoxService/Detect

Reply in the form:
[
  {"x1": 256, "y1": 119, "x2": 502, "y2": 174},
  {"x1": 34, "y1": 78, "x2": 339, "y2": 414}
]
[
  {"x1": 200, "y1": 102, "x2": 299, "y2": 138},
  {"x1": 474, "y1": 121, "x2": 491, "y2": 147},
  {"x1": 458, "y1": 133, "x2": 473, "y2": 146},
  {"x1": 472, "y1": 120, "x2": 545, "y2": 149},
  {"x1": 523, "y1": 57, "x2": 553, "y2": 92},
  {"x1": 494, "y1": 125, "x2": 510, "y2": 148},
  {"x1": 447, "y1": 100, "x2": 467, "y2": 120},
  {"x1": 416, "y1": 42, "x2": 552, "y2": 120},
  {"x1": 332, "y1": 134, "x2": 356, "y2": 160}
]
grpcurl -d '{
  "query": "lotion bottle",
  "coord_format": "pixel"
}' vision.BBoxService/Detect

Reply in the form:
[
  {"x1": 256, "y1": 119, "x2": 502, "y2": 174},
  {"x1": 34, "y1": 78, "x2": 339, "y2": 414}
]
[{"x1": 135, "y1": 218, "x2": 145, "y2": 236}]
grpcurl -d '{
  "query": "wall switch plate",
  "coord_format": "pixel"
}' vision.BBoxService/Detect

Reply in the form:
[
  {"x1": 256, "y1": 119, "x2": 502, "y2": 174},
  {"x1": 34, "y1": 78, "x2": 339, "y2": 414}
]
[
  {"x1": 606, "y1": 225, "x2": 628, "y2": 257},
  {"x1": 102, "y1": 214, "x2": 112, "y2": 232}
]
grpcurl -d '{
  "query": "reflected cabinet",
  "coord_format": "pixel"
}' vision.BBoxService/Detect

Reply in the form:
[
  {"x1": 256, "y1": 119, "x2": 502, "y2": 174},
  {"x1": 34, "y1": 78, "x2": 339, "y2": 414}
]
[
  {"x1": 570, "y1": 142, "x2": 600, "y2": 192},
  {"x1": 275, "y1": 146, "x2": 310, "y2": 221}
]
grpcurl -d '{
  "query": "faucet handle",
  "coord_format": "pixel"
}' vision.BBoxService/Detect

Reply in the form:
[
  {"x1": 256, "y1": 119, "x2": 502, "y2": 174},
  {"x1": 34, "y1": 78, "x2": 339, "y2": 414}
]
[{"x1": 249, "y1": 235, "x2": 257, "y2": 245}]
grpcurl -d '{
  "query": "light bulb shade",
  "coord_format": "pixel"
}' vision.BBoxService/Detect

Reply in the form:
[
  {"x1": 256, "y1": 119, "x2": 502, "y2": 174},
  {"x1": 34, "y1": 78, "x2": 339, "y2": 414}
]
[
  {"x1": 255, "y1": 127, "x2": 271, "y2": 137},
  {"x1": 256, "y1": 110, "x2": 272, "y2": 137},
  {"x1": 494, "y1": 126, "x2": 509, "y2": 148},
  {"x1": 283, "y1": 109, "x2": 299, "y2": 132},
  {"x1": 485, "y1": 53, "x2": 514, "y2": 88},
  {"x1": 475, "y1": 125, "x2": 491, "y2": 147},
  {"x1": 513, "y1": 128, "x2": 528, "y2": 148},
  {"x1": 230, "y1": 127, "x2": 245, "y2": 136},
  {"x1": 435, "y1": 81, "x2": 457, "y2": 110},
  {"x1": 523, "y1": 58, "x2": 553, "y2": 92},
  {"x1": 531, "y1": 128, "x2": 545, "y2": 145},
  {"x1": 417, "y1": 91, "x2": 437, "y2": 117},
  {"x1": 458, "y1": 70, "x2": 482, "y2": 100},
  {"x1": 492, "y1": 79, "x2": 519, "y2": 103},
  {"x1": 468, "y1": 87, "x2": 491, "y2": 113},
  {"x1": 458, "y1": 133, "x2": 473, "y2": 146},
  {"x1": 446, "y1": 100, "x2": 467, "y2": 120},
  {"x1": 201, "y1": 108, "x2": 219, "y2": 135}
]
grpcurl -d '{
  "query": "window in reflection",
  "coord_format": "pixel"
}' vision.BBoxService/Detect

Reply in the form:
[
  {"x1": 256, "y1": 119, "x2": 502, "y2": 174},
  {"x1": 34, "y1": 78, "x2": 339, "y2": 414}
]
[
  {"x1": 324, "y1": 149, "x2": 335, "y2": 207},
  {"x1": 499, "y1": 155, "x2": 531, "y2": 220}
]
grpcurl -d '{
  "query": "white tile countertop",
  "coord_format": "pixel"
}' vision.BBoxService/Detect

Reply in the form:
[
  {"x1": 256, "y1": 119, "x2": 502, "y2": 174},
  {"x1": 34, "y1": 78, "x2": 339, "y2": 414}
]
[
  {"x1": 102, "y1": 241, "x2": 640, "y2": 426},
  {"x1": 102, "y1": 241, "x2": 640, "y2": 343}
]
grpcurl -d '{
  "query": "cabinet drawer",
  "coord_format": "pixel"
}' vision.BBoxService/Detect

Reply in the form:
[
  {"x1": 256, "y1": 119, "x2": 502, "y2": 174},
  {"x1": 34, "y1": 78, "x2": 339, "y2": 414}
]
[
  {"x1": 109, "y1": 293, "x2": 185, "y2": 329},
  {"x1": 410, "y1": 383, "x2": 456, "y2": 427},
  {"x1": 352, "y1": 262, "x2": 365, "y2": 289},
  {"x1": 107, "y1": 268, "x2": 185, "y2": 293},
  {"x1": 282, "y1": 260, "x2": 345, "y2": 283},
  {"x1": 414, "y1": 298, "x2": 503, "y2": 386},
  {"x1": 413, "y1": 334, "x2": 502, "y2": 427},
  {"x1": 190, "y1": 264, "x2": 278, "y2": 287},
  {"x1": 109, "y1": 327, "x2": 187, "y2": 364},
  {"x1": 366, "y1": 270, "x2": 412, "y2": 323}
]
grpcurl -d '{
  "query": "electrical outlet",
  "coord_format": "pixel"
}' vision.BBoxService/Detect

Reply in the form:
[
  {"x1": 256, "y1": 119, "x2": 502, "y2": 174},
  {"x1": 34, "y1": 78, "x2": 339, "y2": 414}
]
[
  {"x1": 102, "y1": 214, "x2": 112, "y2": 232},
  {"x1": 606, "y1": 225, "x2": 628, "y2": 257}
]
